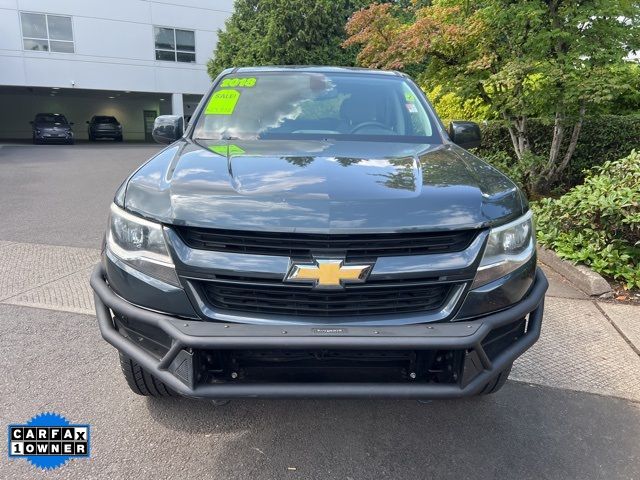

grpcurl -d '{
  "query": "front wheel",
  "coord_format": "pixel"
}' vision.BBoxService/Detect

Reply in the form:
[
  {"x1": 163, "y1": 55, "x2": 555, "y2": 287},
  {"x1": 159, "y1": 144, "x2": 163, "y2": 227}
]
[
  {"x1": 118, "y1": 353, "x2": 176, "y2": 397},
  {"x1": 479, "y1": 363, "x2": 512, "y2": 395}
]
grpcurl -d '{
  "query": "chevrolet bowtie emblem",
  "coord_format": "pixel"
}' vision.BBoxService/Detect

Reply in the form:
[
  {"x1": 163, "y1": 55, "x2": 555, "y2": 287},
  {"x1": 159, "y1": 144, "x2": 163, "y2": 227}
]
[{"x1": 286, "y1": 259, "x2": 373, "y2": 288}]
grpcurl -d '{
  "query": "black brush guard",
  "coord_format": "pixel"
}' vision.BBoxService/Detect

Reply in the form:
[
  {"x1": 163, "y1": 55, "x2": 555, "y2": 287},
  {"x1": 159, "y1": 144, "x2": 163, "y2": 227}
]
[{"x1": 91, "y1": 265, "x2": 548, "y2": 399}]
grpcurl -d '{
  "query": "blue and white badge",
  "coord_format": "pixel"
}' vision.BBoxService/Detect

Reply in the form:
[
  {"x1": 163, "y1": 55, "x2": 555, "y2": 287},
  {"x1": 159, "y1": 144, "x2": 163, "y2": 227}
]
[{"x1": 8, "y1": 412, "x2": 91, "y2": 470}]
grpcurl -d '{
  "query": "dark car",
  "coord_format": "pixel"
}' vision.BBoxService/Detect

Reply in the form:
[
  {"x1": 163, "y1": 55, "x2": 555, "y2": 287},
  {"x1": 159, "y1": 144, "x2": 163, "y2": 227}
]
[
  {"x1": 87, "y1": 115, "x2": 123, "y2": 141},
  {"x1": 91, "y1": 67, "x2": 548, "y2": 400},
  {"x1": 31, "y1": 113, "x2": 74, "y2": 144}
]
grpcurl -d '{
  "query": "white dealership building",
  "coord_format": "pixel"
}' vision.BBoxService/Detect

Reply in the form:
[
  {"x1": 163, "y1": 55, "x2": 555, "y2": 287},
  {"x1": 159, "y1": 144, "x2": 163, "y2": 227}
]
[{"x1": 0, "y1": 0, "x2": 232, "y2": 140}]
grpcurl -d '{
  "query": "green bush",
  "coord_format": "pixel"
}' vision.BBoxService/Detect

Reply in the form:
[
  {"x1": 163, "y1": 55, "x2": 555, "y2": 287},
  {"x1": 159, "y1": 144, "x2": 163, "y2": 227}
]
[
  {"x1": 532, "y1": 150, "x2": 640, "y2": 289},
  {"x1": 481, "y1": 150, "x2": 546, "y2": 195},
  {"x1": 477, "y1": 115, "x2": 640, "y2": 188}
]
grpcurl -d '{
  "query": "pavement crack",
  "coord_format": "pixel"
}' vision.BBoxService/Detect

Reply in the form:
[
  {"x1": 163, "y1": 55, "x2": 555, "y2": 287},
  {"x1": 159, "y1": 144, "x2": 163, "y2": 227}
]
[
  {"x1": 0, "y1": 265, "x2": 94, "y2": 303},
  {"x1": 593, "y1": 301, "x2": 640, "y2": 358}
]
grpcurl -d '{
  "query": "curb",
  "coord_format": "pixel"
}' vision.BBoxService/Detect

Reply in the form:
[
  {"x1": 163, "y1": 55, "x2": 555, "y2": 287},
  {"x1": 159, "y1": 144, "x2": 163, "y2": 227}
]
[{"x1": 537, "y1": 246, "x2": 612, "y2": 296}]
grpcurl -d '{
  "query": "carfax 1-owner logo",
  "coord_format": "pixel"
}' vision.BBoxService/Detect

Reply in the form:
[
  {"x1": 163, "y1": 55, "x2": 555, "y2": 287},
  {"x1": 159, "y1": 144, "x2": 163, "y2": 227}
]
[{"x1": 8, "y1": 412, "x2": 91, "y2": 470}]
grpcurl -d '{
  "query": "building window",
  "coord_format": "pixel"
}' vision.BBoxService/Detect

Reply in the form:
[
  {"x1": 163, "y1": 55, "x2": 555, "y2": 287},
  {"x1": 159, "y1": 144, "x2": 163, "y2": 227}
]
[
  {"x1": 20, "y1": 12, "x2": 74, "y2": 53},
  {"x1": 154, "y1": 27, "x2": 195, "y2": 63}
]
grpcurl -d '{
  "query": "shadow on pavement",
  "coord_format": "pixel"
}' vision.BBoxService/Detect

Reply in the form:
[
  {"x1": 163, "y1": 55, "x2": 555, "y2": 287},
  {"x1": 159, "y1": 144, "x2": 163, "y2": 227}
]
[{"x1": 144, "y1": 382, "x2": 640, "y2": 479}]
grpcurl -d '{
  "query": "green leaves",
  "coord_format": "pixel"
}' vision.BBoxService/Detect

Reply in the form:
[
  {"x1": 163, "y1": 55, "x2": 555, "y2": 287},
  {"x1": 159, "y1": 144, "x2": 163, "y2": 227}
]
[
  {"x1": 532, "y1": 150, "x2": 640, "y2": 290},
  {"x1": 477, "y1": 114, "x2": 640, "y2": 193},
  {"x1": 207, "y1": 0, "x2": 369, "y2": 79},
  {"x1": 344, "y1": 0, "x2": 640, "y2": 193}
]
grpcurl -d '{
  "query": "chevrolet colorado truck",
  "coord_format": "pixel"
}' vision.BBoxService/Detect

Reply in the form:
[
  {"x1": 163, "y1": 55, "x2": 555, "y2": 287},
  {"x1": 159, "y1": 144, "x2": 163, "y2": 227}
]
[{"x1": 90, "y1": 66, "x2": 548, "y2": 399}]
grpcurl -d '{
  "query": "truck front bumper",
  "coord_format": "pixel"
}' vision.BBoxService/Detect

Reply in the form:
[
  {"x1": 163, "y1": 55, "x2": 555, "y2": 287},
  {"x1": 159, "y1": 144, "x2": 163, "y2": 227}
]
[{"x1": 91, "y1": 264, "x2": 548, "y2": 399}]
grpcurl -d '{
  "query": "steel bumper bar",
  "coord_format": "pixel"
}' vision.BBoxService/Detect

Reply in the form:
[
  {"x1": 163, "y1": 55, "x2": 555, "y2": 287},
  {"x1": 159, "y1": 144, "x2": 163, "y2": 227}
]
[{"x1": 91, "y1": 264, "x2": 548, "y2": 399}]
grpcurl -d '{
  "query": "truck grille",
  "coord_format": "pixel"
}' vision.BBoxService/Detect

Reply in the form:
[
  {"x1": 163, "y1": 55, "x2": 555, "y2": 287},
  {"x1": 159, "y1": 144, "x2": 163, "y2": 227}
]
[
  {"x1": 200, "y1": 280, "x2": 452, "y2": 317},
  {"x1": 175, "y1": 227, "x2": 477, "y2": 260}
]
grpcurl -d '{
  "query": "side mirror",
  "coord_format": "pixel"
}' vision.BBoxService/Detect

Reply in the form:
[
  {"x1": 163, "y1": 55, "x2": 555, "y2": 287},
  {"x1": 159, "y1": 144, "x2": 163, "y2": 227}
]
[
  {"x1": 86, "y1": 121, "x2": 90, "y2": 124},
  {"x1": 152, "y1": 115, "x2": 183, "y2": 144},
  {"x1": 29, "y1": 121, "x2": 33, "y2": 125},
  {"x1": 448, "y1": 121, "x2": 481, "y2": 149},
  {"x1": 70, "y1": 122, "x2": 74, "y2": 126}
]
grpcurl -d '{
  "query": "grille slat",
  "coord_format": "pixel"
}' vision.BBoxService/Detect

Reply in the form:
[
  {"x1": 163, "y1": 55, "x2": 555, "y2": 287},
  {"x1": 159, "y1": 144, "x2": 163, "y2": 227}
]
[
  {"x1": 201, "y1": 281, "x2": 452, "y2": 317},
  {"x1": 176, "y1": 227, "x2": 477, "y2": 260}
]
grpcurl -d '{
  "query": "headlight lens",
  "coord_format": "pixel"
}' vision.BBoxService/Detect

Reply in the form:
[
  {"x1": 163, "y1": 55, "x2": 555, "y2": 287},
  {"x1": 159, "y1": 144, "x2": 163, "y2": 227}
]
[
  {"x1": 107, "y1": 203, "x2": 180, "y2": 286},
  {"x1": 472, "y1": 211, "x2": 535, "y2": 288}
]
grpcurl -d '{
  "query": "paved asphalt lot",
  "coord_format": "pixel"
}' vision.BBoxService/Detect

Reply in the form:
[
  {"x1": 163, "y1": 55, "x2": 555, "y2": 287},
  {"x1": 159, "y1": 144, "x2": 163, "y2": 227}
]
[{"x1": 1, "y1": 144, "x2": 639, "y2": 479}]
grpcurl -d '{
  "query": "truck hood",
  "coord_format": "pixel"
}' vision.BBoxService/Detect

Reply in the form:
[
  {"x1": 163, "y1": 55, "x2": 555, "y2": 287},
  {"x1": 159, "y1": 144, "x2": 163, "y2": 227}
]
[{"x1": 123, "y1": 139, "x2": 525, "y2": 233}]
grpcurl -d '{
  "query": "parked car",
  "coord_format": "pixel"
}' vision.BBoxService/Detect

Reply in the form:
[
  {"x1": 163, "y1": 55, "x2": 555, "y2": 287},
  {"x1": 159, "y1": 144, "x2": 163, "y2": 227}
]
[
  {"x1": 87, "y1": 115, "x2": 123, "y2": 141},
  {"x1": 31, "y1": 113, "x2": 74, "y2": 144},
  {"x1": 90, "y1": 67, "x2": 548, "y2": 400}
]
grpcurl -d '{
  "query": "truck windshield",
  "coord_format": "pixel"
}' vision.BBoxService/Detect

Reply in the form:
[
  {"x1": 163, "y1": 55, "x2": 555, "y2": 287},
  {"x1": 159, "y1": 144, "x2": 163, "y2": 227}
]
[{"x1": 192, "y1": 72, "x2": 441, "y2": 143}]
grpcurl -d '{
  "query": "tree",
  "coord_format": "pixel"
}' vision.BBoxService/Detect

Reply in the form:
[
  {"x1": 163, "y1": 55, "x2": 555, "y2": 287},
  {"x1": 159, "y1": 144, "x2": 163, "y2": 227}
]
[
  {"x1": 207, "y1": 0, "x2": 370, "y2": 79},
  {"x1": 344, "y1": 0, "x2": 640, "y2": 195}
]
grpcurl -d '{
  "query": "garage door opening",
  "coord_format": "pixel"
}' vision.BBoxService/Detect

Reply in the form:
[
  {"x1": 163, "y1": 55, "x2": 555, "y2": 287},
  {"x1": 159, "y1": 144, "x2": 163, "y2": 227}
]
[{"x1": 0, "y1": 86, "x2": 202, "y2": 143}]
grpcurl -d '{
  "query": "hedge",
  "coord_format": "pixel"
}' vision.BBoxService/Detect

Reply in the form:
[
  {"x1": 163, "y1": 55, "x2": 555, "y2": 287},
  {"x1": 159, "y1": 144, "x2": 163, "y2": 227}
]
[
  {"x1": 532, "y1": 150, "x2": 640, "y2": 289},
  {"x1": 476, "y1": 115, "x2": 640, "y2": 188}
]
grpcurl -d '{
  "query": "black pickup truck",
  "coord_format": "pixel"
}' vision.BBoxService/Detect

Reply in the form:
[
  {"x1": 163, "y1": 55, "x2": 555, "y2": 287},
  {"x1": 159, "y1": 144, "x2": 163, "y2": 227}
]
[{"x1": 91, "y1": 66, "x2": 547, "y2": 400}]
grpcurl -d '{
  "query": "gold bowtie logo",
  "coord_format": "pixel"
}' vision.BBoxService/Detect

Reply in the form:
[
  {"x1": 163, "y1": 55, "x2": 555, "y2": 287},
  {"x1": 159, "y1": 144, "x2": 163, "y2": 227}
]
[{"x1": 286, "y1": 259, "x2": 373, "y2": 288}]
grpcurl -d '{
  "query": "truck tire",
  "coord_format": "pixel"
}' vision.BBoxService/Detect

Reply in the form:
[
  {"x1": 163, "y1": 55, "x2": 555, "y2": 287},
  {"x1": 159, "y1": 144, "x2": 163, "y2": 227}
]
[
  {"x1": 480, "y1": 363, "x2": 512, "y2": 395},
  {"x1": 119, "y1": 353, "x2": 176, "y2": 397}
]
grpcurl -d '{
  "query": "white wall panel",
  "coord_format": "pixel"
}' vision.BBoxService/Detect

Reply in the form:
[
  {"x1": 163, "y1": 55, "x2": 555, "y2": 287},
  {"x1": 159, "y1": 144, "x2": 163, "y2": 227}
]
[
  {"x1": 150, "y1": 2, "x2": 229, "y2": 32},
  {"x1": 0, "y1": 0, "x2": 230, "y2": 94},
  {"x1": 0, "y1": 55, "x2": 26, "y2": 84},
  {"x1": 155, "y1": 64, "x2": 210, "y2": 95},
  {"x1": 15, "y1": 0, "x2": 150, "y2": 24},
  {"x1": 22, "y1": 57, "x2": 158, "y2": 91},
  {"x1": 73, "y1": 17, "x2": 153, "y2": 60},
  {"x1": 0, "y1": 8, "x2": 22, "y2": 50}
]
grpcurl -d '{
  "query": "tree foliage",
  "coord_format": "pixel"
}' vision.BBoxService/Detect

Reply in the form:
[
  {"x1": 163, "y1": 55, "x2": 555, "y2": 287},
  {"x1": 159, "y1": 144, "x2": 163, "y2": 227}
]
[
  {"x1": 479, "y1": 114, "x2": 640, "y2": 190},
  {"x1": 344, "y1": 0, "x2": 640, "y2": 194},
  {"x1": 207, "y1": 0, "x2": 370, "y2": 79},
  {"x1": 532, "y1": 150, "x2": 640, "y2": 289}
]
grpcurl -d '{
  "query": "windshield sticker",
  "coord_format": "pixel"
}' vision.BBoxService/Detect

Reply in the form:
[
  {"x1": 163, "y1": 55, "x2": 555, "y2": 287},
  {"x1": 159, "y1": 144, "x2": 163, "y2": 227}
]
[
  {"x1": 220, "y1": 77, "x2": 257, "y2": 88},
  {"x1": 406, "y1": 103, "x2": 418, "y2": 113},
  {"x1": 209, "y1": 144, "x2": 246, "y2": 156},
  {"x1": 205, "y1": 89, "x2": 240, "y2": 115},
  {"x1": 404, "y1": 92, "x2": 416, "y2": 102}
]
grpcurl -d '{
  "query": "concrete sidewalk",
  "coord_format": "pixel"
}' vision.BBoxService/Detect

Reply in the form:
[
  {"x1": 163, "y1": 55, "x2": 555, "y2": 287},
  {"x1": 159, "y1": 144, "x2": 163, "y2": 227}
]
[{"x1": 1, "y1": 240, "x2": 639, "y2": 400}]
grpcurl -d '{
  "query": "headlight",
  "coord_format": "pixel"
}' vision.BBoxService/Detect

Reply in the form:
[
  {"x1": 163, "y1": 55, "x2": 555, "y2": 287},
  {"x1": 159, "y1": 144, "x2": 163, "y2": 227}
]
[
  {"x1": 472, "y1": 211, "x2": 535, "y2": 288},
  {"x1": 106, "y1": 203, "x2": 180, "y2": 286}
]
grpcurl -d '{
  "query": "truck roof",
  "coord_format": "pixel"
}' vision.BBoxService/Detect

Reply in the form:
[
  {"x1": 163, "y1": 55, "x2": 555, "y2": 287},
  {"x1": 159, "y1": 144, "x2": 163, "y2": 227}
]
[{"x1": 230, "y1": 65, "x2": 404, "y2": 76}]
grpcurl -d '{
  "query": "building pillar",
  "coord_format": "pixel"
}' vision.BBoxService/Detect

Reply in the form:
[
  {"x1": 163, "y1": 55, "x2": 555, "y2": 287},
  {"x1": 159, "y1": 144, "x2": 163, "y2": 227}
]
[{"x1": 171, "y1": 93, "x2": 184, "y2": 119}]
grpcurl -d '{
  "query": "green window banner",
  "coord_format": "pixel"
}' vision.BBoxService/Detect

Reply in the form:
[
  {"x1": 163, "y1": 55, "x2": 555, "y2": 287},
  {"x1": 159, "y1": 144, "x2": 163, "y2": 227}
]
[
  {"x1": 205, "y1": 89, "x2": 240, "y2": 115},
  {"x1": 209, "y1": 144, "x2": 246, "y2": 156},
  {"x1": 404, "y1": 92, "x2": 416, "y2": 102},
  {"x1": 220, "y1": 77, "x2": 257, "y2": 88}
]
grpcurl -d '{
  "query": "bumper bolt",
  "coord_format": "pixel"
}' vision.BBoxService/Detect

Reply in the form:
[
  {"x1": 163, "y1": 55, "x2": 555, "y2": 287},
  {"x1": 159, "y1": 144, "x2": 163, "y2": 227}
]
[
  {"x1": 409, "y1": 372, "x2": 417, "y2": 379},
  {"x1": 231, "y1": 372, "x2": 238, "y2": 379}
]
